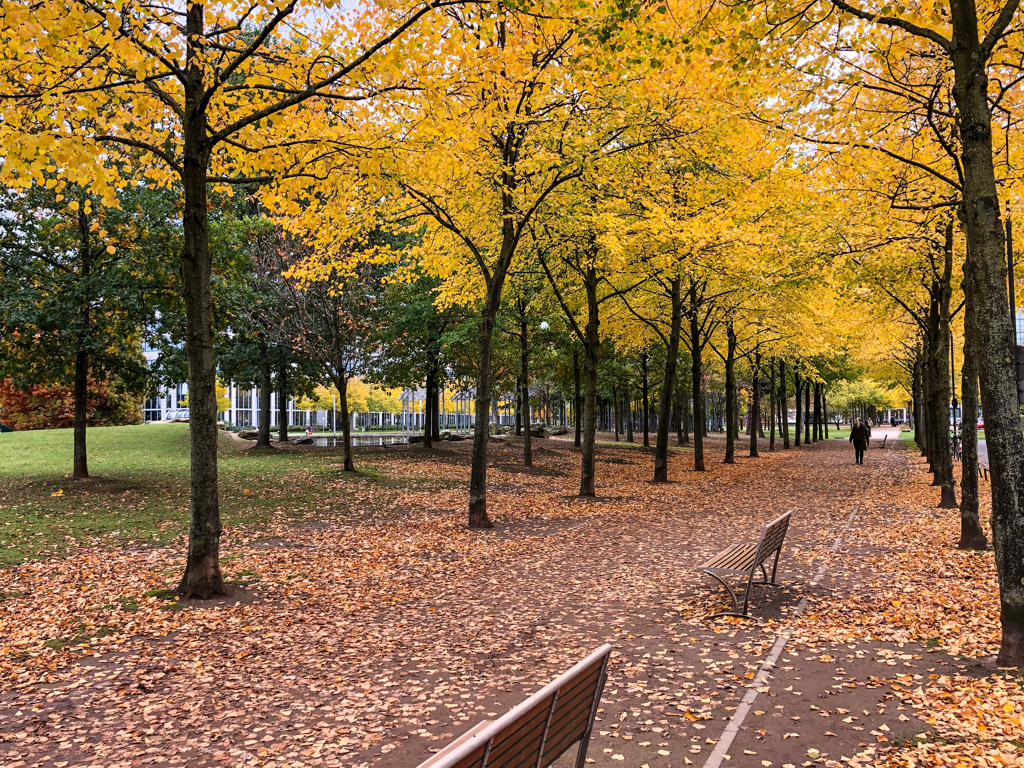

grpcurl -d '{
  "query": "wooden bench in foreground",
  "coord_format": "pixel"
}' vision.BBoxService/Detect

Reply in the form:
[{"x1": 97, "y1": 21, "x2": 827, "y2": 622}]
[
  {"x1": 698, "y1": 511, "x2": 792, "y2": 621},
  {"x1": 415, "y1": 644, "x2": 612, "y2": 768}
]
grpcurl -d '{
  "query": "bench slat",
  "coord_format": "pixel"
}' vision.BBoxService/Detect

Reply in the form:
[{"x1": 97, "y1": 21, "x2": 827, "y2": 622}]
[
  {"x1": 540, "y1": 699, "x2": 597, "y2": 761},
  {"x1": 700, "y1": 543, "x2": 757, "y2": 572},
  {"x1": 413, "y1": 645, "x2": 611, "y2": 768},
  {"x1": 484, "y1": 700, "x2": 551, "y2": 768}
]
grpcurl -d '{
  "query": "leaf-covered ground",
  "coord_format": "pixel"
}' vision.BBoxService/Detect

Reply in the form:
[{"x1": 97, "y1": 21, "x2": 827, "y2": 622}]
[{"x1": 0, "y1": 428, "x2": 1019, "y2": 768}]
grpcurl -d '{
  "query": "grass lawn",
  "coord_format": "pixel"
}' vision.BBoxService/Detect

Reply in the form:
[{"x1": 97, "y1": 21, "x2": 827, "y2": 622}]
[{"x1": 0, "y1": 424, "x2": 390, "y2": 565}]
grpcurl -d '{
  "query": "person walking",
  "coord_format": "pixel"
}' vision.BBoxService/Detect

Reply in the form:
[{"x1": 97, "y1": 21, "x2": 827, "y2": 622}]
[{"x1": 850, "y1": 418, "x2": 869, "y2": 464}]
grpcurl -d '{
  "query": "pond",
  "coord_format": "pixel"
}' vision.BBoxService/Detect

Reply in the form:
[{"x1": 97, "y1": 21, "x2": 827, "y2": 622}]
[{"x1": 312, "y1": 435, "x2": 408, "y2": 448}]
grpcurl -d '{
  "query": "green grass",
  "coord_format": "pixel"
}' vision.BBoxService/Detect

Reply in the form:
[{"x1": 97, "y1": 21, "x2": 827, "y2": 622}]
[{"x1": 0, "y1": 423, "x2": 395, "y2": 565}]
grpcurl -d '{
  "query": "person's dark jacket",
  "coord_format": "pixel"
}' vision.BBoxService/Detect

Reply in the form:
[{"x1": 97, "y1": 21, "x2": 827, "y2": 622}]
[{"x1": 850, "y1": 424, "x2": 869, "y2": 450}]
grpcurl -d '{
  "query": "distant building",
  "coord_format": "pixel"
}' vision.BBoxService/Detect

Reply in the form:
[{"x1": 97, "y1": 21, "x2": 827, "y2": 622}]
[{"x1": 140, "y1": 339, "x2": 310, "y2": 427}]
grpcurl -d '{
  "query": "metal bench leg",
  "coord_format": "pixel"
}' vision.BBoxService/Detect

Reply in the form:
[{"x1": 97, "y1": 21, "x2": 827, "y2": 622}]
[
  {"x1": 740, "y1": 573, "x2": 755, "y2": 616},
  {"x1": 574, "y1": 655, "x2": 609, "y2": 768},
  {"x1": 703, "y1": 571, "x2": 760, "y2": 622},
  {"x1": 769, "y1": 548, "x2": 783, "y2": 585}
]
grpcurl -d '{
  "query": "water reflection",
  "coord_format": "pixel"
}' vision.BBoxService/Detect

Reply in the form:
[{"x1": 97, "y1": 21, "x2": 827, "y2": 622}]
[{"x1": 312, "y1": 435, "x2": 408, "y2": 447}]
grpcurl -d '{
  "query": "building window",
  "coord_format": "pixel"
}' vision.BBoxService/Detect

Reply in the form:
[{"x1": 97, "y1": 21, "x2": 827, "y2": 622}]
[
  {"x1": 236, "y1": 389, "x2": 253, "y2": 426},
  {"x1": 143, "y1": 397, "x2": 162, "y2": 422}
]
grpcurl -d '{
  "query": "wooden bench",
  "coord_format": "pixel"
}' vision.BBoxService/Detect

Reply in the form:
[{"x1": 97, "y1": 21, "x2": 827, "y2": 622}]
[
  {"x1": 698, "y1": 511, "x2": 792, "y2": 620},
  {"x1": 416, "y1": 644, "x2": 612, "y2": 768},
  {"x1": 876, "y1": 434, "x2": 888, "y2": 449}
]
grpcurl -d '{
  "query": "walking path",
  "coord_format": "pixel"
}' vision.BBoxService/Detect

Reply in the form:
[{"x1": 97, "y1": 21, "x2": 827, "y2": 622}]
[{"x1": 0, "y1": 434, "x2": 1010, "y2": 768}]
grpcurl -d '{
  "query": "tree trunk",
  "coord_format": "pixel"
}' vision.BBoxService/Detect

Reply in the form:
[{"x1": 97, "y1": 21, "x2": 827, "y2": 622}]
[
  {"x1": 921, "y1": 354, "x2": 929, "y2": 460},
  {"x1": 654, "y1": 279, "x2": 683, "y2": 479},
  {"x1": 823, "y1": 390, "x2": 829, "y2": 438},
  {"x1": 674, "y1": 392, "x2": 683, "y2": 446},
  {"x1": 614, "y1": 385, "x2": 620, "y2": 442},
  {"x1": 468, "y1": 303, "x2": 500, "y2": 528},
  {"x1": 750, "y1": 350, "x2": 760, "y2": 458},
  {"x1": 929, "y1": 226, "x2": 958, "y2": 508},
  {"x1": 780, "y1": 361, "x2": 790, "y2": 449},
  {"x1": 680, "y1": 386, "x2": 690, "y2": 446},
  {"x1": 580, "y1": 266, "x2": 600, "y2": 496},
  {"x1": 256, "y1": 358, "x2": 272, "y2": 448},
  {"x1": 514, "y1": 375, "x2": 522, "y2": 436},
  {"x1": 625, "y1": 391, "x2": 634, "y2": 443},
  {"x1": 641, "y1": 354, "x2": 651, "y2": 447},
  {"x1": 573, "y1": 351, "x2": 581, "y2": 448},
  {"x1": 72, "y1": 346, "x2": 89, "y2": 480},
  {"x1": 177, "y1": 13, "x2": 224, "y2": 598},
  {"x1": 794, "y1": 371, "x2": 802, "y2": 447},
  {"x1": 277, "y1": 364, "x2": 289, "y2": 444},
  {"x1": 329, "y1": 373, "x2": 355, "y2": 472},
  {"x1": 521, "y1": 315, "x2": 532, "y2": 468},
  {"x1": 949, "y1": 0, "x2": 1024, "y2": 665},
  {"x1": 812, "y1": 383, "x2": 820, "y2": 442},
  {"x1": 432, "y1": 383, "x2": 440, "y2": 441},
  {"x1": 960, "y1": 265, "x2": 988, "y2": 550},
  {"x1": 804, "y1": 378, "x2": 812, "y2": 445},
  {"x1": 768, "y1": 358, "x2": 776, "y2": 451},
  {"x1": 71, "y1": 208, "x2": 92, "y2": 481},
  {"x1": 724, "y1": 324, "x2": 737, "y2": 464},
  {"x1": 423, "y1": 368, "x2": 435, "y2": 449},
  {"x1": 689, "y1": 285, "x2": 705, "y2": 471}
]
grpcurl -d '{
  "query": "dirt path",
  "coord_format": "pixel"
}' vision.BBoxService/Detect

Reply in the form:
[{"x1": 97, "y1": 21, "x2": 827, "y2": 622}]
[{"x1": 0, "y1": 436, "x2": 1006, "y2": 768}]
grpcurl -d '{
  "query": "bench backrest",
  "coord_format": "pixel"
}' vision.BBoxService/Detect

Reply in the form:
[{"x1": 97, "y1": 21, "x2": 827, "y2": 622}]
[
  {"x1": 416, "y1": 644, "x2": 612, "y2": 768},
  {"x1": 752, "y1": 511, "x2": 791, "y2": 571}
]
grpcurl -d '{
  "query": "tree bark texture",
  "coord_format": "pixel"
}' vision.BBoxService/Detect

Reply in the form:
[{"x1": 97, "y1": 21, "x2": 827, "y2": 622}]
[
  {"x1": 573, "y1": 351, "x2": 581, "y2": 448},
  {"x1": 949, "y1": 0, "x2": 1024, "y2": 665},
  {"x1": 779, "y1": 360, "x2": 789, "y2": 449},
  {"x1": 521, "y1": 315, "x2": 532, "y2": 468},
  {"x1": 423, "y1": 368, "x2": 435, "y2": 449},
  {"x1": 72, "y1": 208, "x2": 91, "y2": 480},
  {"x1": 177, "y1": 7, "x2": 224, "y2": 598},
  {"x1": 804, "y1": 378, "x2": 811, "y2": 445},
  {"x1": 654, "y1": 278, "x2": 683, "y2": 481},
  {"x1": 625, "y1": 391, "x2": 634, "y2": 443},
  {"x1": 689, "y1": 285, "x2": 705, "y2": 471},
  {"x1": 256, "y1": 358, "x2": 272, "y2": 448},
  {"x1": 960, "y1": 266, "x2": 988, "y2": 550},
  {"x1": 641, "y1": 354, "x2": 651, "y2": 448},
  {"x1": 724, "y1": 324, "x2": 736, "y2": 464},
  {"x1": 329, "y1": 373, "x2": 355, "y2": 472},
  {"x1": 750, "y1": 351, "x2": 760, "y2": 458},
  {"x1": 927, "y1": 227, "x2": 957, "y2": 508},
  {"x1": 73, "y1": 347, "x2": 89, "y2": 480},
  {"x1": 580, "y1": 266, "x2": 600, "y2": 496},
  {"x1": 794, "y1": 371, "x2": 802, "y2": 447},
  {"x1": 277, "y1": 365, "x2": 289, "y2": 444}
]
